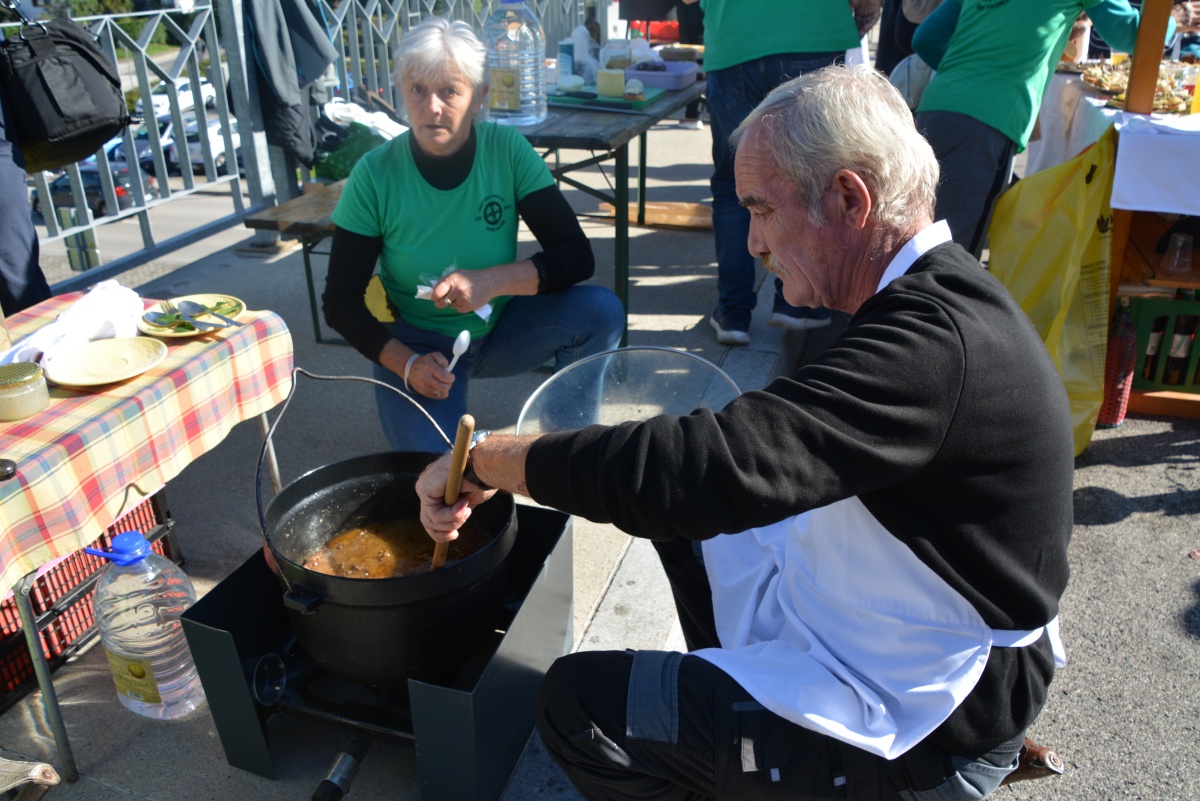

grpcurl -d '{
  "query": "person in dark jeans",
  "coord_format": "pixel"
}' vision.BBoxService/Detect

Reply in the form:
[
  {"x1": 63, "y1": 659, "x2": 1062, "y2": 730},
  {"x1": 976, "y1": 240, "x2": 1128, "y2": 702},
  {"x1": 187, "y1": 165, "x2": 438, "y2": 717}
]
[
  {"x1": 698, "y1": 0, "x2": 872, "y2": 346},
  {"x1": 0, "y1": 82, "x2": 51, "y2": 317}
]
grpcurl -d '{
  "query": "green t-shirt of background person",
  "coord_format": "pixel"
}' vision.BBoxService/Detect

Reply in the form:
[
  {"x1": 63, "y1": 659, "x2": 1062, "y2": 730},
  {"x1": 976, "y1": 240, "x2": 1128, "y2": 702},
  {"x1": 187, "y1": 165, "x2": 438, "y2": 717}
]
[
  {"x1": 331, "y1": 122, "x2": 555, "y2": 339},
  {"x1": 915, "y1": 0, "x2": 1172, "y2": 151},
  {"x1": 699, "y1": 0, "x2": 862, "y2": 71}
]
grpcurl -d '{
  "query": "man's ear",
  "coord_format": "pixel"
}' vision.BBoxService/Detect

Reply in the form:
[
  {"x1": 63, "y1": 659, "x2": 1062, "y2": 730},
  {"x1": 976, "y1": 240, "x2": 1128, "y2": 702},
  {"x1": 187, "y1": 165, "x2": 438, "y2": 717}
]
[{"x1": 831, "y1": 169, "x2": 872, "y2": 230}]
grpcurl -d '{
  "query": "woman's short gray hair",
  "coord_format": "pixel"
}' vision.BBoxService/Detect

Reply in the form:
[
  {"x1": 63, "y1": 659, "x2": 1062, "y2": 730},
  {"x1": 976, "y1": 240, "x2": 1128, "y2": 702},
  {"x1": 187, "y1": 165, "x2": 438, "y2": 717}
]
[
  {"x1": 393, "y1": 17, "x2": 487, "y2": 90},
  {"x1": 730, "y1": 65, "x2": 938, "y2": 230}
]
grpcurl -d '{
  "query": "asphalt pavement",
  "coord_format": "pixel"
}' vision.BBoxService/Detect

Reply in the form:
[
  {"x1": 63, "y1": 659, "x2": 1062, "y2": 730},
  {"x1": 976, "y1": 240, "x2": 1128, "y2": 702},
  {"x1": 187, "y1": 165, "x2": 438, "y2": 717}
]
[{"x1": 0, "y1": 102, "x2": 1198, "y2": 801}]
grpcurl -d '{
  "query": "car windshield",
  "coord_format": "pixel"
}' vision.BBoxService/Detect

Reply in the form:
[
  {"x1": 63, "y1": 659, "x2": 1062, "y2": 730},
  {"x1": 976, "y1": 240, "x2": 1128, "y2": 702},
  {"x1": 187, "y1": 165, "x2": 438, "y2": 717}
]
[{"x1": 135, "y1": 120, "x2": 175, "y2": 138}]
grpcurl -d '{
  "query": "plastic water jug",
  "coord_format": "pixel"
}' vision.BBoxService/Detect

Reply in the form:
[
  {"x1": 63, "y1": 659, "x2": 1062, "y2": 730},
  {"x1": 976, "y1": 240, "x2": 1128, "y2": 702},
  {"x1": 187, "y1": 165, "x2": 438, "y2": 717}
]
[
  {"x1": 86, "y1": 531, "x2": 206, "y2": 719},
  {"x1": 485, "y1": 0, "x2": 547, "y2": 125}
]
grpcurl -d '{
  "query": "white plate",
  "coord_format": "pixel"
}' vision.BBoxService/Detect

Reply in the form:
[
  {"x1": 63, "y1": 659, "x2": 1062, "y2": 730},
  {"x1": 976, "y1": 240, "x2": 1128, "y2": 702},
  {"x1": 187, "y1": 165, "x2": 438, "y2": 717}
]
[
  {"x1": 138, "y1": 293, "x2": 246, "y2": 338},
  {"x1": 44, "y1": 338, "x2": 168, "y2": 387}
]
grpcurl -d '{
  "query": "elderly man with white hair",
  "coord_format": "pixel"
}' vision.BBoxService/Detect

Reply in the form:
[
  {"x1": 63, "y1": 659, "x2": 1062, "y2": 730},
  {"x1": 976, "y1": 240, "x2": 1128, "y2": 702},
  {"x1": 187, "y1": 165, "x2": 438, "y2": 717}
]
[{"x1": 418, "y1": 64, "x2": 1074, "y2": 801}]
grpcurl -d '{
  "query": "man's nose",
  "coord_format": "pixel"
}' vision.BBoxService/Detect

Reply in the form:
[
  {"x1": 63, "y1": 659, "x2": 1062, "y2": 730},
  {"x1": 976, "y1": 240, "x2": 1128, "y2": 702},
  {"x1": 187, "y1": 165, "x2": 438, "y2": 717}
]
[{"x1": 746, "y1": 221, "x2": 766, "y2": 259}]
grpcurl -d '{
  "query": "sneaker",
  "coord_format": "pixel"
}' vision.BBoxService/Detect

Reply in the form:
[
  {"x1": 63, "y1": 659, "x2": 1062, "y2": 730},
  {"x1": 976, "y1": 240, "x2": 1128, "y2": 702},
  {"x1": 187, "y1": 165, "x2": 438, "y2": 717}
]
[
  {"x1": 678, "y1": 118, "x2": 704, "y2": 130},
  {"x1": 710, "y1": 310, "x2": 751, "y2": 346},
  {"x1": 768, "y1": 306, "x2": 832, "y2": 331}
]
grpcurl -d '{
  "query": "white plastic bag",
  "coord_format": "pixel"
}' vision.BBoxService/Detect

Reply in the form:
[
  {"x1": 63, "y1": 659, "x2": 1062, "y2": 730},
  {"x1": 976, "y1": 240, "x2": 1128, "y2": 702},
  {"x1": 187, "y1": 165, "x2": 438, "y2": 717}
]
[{"x1": 571, "y1": 26, "x2": 599, "y2": 85}]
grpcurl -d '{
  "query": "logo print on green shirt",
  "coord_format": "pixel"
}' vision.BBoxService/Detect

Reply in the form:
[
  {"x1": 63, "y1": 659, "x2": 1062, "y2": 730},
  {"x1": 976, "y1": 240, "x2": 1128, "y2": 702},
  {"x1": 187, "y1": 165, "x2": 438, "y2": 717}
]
[{"x1": 480, "y1": 196, "x2": 505, "y2": 231}]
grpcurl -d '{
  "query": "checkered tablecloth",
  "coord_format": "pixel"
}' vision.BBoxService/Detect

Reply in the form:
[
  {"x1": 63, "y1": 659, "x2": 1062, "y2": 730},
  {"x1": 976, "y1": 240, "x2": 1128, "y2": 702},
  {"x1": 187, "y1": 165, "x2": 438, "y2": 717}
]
[{"x1": 0, "y1": 293, "x2": 294, "y2": 593}]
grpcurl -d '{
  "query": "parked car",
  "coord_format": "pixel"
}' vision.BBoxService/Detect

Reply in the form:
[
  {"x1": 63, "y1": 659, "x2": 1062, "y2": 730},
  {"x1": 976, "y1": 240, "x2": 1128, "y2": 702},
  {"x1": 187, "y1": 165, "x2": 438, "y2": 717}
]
[
  {"x1": 30, "y1": 162, "x2": 158, "y2": 219},
  {"x1": 169, "y1": 118, "x2": 242, "y2": 176},
  {"x1": 107, "y1": 114, "x2": 195, "y2": 175},
  {"x1": 135, "y1": 77, "x2": 217, "y2": 116}
]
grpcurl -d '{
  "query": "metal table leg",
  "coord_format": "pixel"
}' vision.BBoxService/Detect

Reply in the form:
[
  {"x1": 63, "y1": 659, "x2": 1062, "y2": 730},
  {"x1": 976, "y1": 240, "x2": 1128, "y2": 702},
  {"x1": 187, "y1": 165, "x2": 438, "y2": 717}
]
[
  {"x1": 14, "y1": 574, "x2": 77, "y2": 783},
  {"x1": 637, "y1": 132, "x2": 649, "y2": 227},
  {"x1": 301, "y1": 236, "x2": 325, "y2": 344},
  {"x1": 302, "y1": 235, "x2": 348, "y2": 346},
  {"x1": 615, "y1": 145, "x2": 630, "y2": 347}
]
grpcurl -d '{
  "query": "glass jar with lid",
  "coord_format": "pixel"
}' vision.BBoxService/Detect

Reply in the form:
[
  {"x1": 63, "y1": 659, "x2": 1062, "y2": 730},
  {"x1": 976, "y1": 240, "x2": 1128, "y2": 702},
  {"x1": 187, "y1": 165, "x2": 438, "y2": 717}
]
[{"x1": 0, "y1": 362, "x2": 49, "y2": 422}]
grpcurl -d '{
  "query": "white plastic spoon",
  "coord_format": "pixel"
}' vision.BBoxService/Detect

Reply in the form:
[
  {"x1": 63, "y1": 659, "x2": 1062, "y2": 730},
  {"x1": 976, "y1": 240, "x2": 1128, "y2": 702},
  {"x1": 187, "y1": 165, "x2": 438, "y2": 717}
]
[{"x1": 447, "y1": 329, "x2": 470, "y2": 373}]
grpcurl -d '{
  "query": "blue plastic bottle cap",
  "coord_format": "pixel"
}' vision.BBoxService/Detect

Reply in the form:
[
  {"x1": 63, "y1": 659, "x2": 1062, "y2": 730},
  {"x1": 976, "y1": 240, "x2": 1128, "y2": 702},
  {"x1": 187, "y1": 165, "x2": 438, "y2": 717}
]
[{"x1": 104, "y1": 531, "x2": 152, "y2": 566}]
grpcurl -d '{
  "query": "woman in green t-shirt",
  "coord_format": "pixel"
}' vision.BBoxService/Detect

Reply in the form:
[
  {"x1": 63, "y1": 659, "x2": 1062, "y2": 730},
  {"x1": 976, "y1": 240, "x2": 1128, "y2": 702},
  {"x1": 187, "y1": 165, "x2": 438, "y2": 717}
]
[{"x1": 323, "y1": 18, "x2": 623, "y2": 452}]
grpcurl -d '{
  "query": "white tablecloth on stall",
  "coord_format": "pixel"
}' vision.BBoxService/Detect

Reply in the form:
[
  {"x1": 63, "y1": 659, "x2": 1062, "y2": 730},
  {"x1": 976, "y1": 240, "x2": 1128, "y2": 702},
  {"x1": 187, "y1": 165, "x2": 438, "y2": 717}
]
[
  {"x1": 1027, "y1": 72, "x2": 1200, "y2": 216},
  {"x1": 1110, "y1": 115, "x2": 1200, "y2": 216}
]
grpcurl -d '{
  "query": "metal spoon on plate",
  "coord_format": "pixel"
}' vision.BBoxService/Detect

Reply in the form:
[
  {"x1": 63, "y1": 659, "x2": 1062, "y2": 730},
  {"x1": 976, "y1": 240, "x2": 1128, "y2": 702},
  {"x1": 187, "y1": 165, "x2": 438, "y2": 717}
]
[
  {"x1": 142, "y1": 310, "x2": 220, "y2": 331},
  {"x1": 176, "y1": 299, "x2": 244, "y2": 327}
]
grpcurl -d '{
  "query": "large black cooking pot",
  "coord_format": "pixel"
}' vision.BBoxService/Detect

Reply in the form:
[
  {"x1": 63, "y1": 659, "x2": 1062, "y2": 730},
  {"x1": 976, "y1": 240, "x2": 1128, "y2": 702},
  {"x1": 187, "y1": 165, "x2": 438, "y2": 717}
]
[{"x1": 261, "y1": 450, "x2": 517, "y2": 691}]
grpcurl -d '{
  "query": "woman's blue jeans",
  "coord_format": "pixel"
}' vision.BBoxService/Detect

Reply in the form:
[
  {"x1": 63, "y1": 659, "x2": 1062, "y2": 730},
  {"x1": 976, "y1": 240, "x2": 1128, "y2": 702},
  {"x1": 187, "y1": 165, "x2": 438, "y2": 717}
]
[{"x1": 373, "y1": 285, "x2": 624, "y2": 453}]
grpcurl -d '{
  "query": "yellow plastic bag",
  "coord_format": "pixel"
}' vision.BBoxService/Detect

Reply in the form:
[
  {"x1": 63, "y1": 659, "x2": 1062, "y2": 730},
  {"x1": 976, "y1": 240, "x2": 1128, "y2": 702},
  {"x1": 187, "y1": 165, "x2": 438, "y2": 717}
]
[{"x1": 987, "y1": 126, "x2": 1116, "y2": 456}]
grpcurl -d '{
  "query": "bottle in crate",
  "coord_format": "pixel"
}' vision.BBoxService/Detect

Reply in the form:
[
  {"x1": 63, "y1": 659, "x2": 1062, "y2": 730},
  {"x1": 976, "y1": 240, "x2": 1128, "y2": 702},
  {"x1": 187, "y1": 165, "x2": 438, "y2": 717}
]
[
  {"x1": 486, "y1": 0, "x2": 547, "y2": 126},
  {"x1": 1162, "y1": 314, "x2": 1197, "y2": 386},
  {"x1": 86, "y1": 531, "x2": 205, "y2": 719},
  {"x1": 1141, "y1": 315, "x2": 1168, "y2": 381}
]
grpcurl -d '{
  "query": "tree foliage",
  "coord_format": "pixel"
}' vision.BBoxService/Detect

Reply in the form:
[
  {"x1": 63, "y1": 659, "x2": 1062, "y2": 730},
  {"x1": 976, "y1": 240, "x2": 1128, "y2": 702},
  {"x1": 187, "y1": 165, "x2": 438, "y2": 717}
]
[{"x1": 43, "y1": 0, "x2": 170, "y2": 47}]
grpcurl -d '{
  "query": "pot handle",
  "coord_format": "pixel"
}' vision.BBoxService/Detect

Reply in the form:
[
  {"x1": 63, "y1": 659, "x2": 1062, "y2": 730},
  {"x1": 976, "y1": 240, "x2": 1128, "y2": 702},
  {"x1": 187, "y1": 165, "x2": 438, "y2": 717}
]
[
  {"x1": 282, "y1": 584, "x2": 326, "y2": 615},
  {"x1": 255, "y1": 368, "x2": 455, "y2": 536}
]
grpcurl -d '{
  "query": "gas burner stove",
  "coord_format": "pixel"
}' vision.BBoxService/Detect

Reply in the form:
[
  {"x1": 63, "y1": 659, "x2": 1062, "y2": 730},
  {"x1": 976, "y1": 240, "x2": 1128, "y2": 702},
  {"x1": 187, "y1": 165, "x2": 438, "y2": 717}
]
[{"x1": 182, "y1": 505, "x2": 572, "y2": 801}]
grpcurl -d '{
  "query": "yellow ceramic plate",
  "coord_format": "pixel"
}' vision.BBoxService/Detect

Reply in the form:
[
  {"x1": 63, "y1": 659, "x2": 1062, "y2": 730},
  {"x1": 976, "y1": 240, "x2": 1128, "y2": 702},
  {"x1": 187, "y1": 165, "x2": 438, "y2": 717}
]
[
  {"x1": 137, "y1": 293, "x2": 247, "y2": 338},
  {"x1": 44, "y1": 337, "x2": 168, "y2": 387}
]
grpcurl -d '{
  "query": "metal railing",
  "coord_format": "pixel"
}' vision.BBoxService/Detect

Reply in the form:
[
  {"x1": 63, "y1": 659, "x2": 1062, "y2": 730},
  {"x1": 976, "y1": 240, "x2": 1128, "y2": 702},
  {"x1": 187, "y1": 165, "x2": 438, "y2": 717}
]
[
  {"x1": 10, "y1": 0, "x2": 587, "y2": 293},
  {"x1": 322, "y1": 1, "x2": 583, "y2": 119}
]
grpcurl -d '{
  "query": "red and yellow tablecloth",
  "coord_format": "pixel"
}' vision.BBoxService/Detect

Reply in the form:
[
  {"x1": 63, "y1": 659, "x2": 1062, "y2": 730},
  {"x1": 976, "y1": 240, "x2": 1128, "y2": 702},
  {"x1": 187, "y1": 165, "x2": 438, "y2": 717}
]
[{"x1": 0, "y1": 293, "x2": 293, "y2": 593}]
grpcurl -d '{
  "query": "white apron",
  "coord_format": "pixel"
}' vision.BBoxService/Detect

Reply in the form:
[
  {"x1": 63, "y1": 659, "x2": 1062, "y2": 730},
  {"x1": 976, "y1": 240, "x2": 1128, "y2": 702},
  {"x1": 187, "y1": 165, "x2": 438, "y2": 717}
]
[{"x1": 697, "y1": 497, "x2": 1066, "y2": 760}]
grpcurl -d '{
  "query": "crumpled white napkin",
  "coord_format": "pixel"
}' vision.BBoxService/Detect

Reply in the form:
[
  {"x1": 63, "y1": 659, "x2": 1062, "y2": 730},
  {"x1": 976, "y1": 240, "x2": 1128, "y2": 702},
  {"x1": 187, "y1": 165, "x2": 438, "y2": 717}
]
[
  {"x1": 413, "y1": 285, "x2": 493, "y2": 321},
  {"x1": 0, "y1": 280, "x2": 145, "y2": 366}
]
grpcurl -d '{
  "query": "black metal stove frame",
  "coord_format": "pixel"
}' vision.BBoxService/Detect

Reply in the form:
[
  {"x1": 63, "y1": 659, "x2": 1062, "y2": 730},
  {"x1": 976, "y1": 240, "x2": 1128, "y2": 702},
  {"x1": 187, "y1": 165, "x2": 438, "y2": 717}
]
[{"x1": 181, "y1": 505, "x2": 572, "y2": 801}]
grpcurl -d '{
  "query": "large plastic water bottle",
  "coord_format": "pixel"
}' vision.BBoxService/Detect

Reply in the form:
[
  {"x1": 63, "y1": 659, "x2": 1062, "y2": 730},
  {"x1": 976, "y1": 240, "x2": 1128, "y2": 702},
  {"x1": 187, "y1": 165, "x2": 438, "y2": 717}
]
[
  {"x1": 86, "y1": 531, "x2": 206, "y2": 719},
  {"x1": 485, "y1": 0, "x2": 547, "y2": 125}
]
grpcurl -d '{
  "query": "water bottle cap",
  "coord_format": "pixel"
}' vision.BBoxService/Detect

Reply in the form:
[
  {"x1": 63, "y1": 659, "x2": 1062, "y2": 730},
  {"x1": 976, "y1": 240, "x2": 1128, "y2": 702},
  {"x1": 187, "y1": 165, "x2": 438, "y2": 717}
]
[{"x1": 85, "y1": 531, "x2": 152, "y2": 566}]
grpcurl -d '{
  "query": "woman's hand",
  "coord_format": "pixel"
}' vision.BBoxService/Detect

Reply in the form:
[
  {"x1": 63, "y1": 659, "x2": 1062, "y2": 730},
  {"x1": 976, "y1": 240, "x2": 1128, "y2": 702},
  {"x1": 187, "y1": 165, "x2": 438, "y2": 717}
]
[
  {"x1": 431, "y1": 269, "x2": 496, "y2": 314},
  {"x1": 430, "y1": 261, "x2": 540, "y2": 313},
  {"x1": 379, "y1": 340, "x2": 454, "y2": 400},
  {"x1": 405, "y1": 351, "x2": 455, "y2": 399},
  {"x1": 416, "y1": 452, "x2": 498, "y2": 543}
]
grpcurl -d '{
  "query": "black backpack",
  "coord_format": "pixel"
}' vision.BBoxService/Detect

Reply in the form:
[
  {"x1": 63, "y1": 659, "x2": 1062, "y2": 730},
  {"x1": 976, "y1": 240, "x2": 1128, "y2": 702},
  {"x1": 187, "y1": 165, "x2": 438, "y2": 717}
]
[{"x1": 0, "y1": 10, "x2": 133, "y2": 172}]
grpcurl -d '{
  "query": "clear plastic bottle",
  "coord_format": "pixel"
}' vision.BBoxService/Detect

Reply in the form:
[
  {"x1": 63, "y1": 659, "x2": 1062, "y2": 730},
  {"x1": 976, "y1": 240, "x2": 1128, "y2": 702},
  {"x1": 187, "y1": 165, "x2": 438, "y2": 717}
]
[
  {"x1": 485, "y1": 0, "x2": 547, "y2": 126},
  {"x1": 86, "y1": 531, "x2": 206, "y2": 719}
]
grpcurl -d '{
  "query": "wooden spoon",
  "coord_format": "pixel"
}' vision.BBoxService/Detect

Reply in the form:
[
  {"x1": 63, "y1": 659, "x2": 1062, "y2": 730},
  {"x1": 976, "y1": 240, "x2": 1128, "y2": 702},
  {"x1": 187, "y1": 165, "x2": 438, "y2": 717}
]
[{"x1": 433, "y1": 413, "x2": 475, "y2": 569}]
